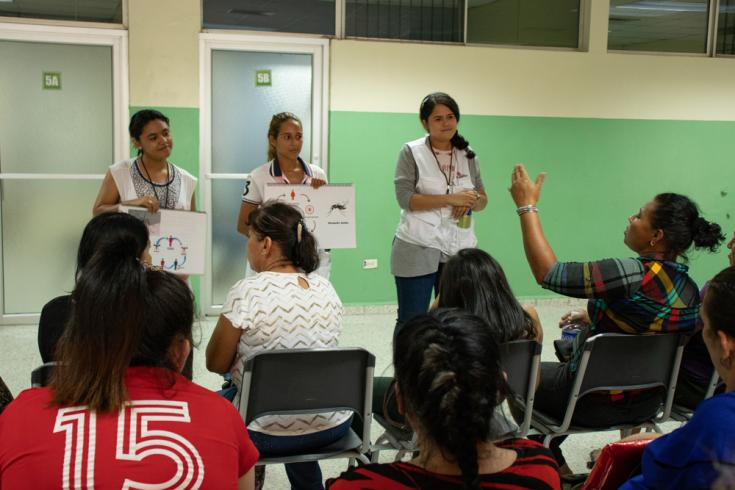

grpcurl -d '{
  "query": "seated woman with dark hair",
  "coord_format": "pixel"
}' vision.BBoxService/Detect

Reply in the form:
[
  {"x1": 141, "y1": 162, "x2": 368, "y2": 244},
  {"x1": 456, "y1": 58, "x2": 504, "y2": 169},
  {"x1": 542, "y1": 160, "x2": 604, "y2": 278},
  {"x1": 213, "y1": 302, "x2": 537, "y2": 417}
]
[
  {"x1": 436, "y1": 248, "x2": 542, "y2": 343},
  {"x1": 509, "y1": 164, "x2": 725, "y2": 472},
  {"x1": 620, "y1": 266, "x2": 735, "y2": 489},
  {"x1": 373, "y1": 248, "x2": 543, "y2": 436},
  {"x1": 207, "y1": 201, "x2": 346, "y2": 490},
  {"x1": 328, "y1": 309, "x2": 560, "y2": 490},
  {"x1": 37, "y1": 212, "x2": 151, "y2": 363},
  {"x1": 0, "y1": 218, "x2": 258, "y2": 488}
]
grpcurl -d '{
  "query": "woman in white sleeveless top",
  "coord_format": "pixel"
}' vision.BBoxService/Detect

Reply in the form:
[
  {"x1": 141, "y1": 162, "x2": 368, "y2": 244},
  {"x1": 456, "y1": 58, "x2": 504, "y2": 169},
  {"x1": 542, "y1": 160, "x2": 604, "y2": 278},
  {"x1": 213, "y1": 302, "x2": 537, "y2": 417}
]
[{"x1": 93, "y1": 109, "x2": 197, "y2": 215}]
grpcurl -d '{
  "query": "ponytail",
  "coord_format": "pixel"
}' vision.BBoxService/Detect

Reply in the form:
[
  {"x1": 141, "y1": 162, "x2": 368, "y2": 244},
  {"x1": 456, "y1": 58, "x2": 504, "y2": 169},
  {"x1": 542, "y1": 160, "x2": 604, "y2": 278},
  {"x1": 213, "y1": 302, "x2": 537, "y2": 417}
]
[
  {"x1": 52, "y1": 214, "x2": 194, "y2": 413},
  {"x1": 451, "y1": 132, "x2": 476, "y2": 160},
  {"x1": 53, "y1": 247, "x2": 147, "y2": 412},
  {"x1": 292, "y1": 219, "x2": 320, "y2": 273}
]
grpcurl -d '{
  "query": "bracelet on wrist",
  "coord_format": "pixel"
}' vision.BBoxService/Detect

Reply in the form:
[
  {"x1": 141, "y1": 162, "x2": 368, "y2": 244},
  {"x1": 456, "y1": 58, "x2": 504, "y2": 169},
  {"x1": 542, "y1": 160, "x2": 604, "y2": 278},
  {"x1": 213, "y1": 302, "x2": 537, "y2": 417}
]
[{"x1": 516, "y1": 204, "x2": 538, "y2": 216}]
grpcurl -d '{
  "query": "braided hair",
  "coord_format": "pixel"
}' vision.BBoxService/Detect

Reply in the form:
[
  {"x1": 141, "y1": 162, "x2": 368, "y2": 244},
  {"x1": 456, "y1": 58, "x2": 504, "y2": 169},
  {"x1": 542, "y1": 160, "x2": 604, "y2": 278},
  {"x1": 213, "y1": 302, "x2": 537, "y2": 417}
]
[{"x1": 394, "y1": 309, "x2": 509, "y2": 489}]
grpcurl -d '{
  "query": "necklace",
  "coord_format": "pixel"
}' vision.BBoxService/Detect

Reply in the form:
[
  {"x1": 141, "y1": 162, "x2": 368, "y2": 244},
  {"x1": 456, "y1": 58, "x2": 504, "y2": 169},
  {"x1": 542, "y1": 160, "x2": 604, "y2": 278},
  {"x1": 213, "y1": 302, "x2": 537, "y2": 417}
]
[
  {"x1": 428, "y1": 137, "x2": 454, "y2": 194},
  {"x1": 137, "y1": 157, "x2": 171, "y2": 209}
]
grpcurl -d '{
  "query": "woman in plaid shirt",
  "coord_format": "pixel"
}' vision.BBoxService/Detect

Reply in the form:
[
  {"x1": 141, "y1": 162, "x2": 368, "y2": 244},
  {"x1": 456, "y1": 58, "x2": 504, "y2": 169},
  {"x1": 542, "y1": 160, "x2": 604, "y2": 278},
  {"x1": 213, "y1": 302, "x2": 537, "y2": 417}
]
[{"x1": 509, "y1": 164, "x2": 725, "y2": 473}]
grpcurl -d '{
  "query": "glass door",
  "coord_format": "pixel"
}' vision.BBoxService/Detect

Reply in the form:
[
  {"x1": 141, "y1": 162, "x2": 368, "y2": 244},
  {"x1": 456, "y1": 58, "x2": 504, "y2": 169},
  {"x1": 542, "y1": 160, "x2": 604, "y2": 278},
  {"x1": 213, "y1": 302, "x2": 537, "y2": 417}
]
[
  {"x1": 0, "y1": 23, "x2": 128, "y2": 324},
  {"x1": 199, "y1": 33, "x2": 328, "y2": 315}
]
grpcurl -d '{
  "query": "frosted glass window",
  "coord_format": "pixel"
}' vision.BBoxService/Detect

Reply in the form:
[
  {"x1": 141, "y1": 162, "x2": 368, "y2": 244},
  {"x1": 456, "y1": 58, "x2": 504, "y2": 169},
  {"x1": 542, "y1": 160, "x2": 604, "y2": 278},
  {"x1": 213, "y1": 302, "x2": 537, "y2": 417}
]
[
  {"x1": 0, "y1": 0, "x2": 122, "y2": 23},
  {"x1": 211, "y1": 180, "x2": 250, "y2": 305},
  {"x1": 210, "y1": 49, "x2": 314, "y2": 305},
  {"x1": 608, "y1": 0, "x2": 709, "y2": 53},
  {"x1": 467, "y1": 0, "x2": 580, "y2": 48},
  {"x1": 211, "y1": 50, "x2": 313, "y2": 174},
  {"x1": 2, "y1": 181, "x2": 101, "y2": 314},
  {"x1": 203, "y1": 0, "x2": 335, "y2": 35},
  {"x1": 346, "y1": 0, "x2": 464, "y2": 42},
  {"x1": 0, "y1": 41, "x2": 113, "y2": 173}
]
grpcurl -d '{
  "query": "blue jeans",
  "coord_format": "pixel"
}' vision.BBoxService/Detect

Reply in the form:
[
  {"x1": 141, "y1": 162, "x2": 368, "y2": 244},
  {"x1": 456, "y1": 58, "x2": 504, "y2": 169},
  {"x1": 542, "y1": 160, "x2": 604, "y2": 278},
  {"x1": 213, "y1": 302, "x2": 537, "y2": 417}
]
[
  {"x1": 394, "y1": 265, "x2": 443, "y2": 336},
  {"x1": 249, "y1": 416, "x2": 353, "y2": 490}
]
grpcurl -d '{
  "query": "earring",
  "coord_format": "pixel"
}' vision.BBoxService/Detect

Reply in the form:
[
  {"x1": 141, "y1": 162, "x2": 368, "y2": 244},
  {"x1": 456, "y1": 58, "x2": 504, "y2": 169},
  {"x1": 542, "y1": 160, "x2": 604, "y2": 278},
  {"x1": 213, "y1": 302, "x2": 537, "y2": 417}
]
[{"x1": 650, "y1": 240, "x2": 656, "y2": 247}]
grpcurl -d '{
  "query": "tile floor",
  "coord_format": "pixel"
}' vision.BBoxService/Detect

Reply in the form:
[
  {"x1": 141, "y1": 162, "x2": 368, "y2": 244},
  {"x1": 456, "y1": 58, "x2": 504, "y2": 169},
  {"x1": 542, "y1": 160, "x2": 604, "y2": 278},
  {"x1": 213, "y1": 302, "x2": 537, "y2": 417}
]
[{"x1": 0, "y1": 299, "x2": 679, "y2": 488}]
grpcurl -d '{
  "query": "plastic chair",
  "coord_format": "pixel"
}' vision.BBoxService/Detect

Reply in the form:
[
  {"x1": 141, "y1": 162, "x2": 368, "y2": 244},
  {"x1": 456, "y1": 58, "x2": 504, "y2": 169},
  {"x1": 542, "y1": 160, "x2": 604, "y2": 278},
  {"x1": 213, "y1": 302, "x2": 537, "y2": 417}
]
[
  {"x1": 500, "y1": 339, "x2": 542, "y2": 437},
  {"x1": 31, "y1": 362, "x2": 57, "y2": 387},
  {"x1": 237, "y1": 348, "x2": 375, "y2": 466},
  {"x1": 526, "y1": 332, "x2": 687, "y2": 447},
  {"x1": 670, "y1": 368, "x2": 722, "y2": 422},
  {"x1": 371, "y1": 339, "x2": 541, "y2": 461}
]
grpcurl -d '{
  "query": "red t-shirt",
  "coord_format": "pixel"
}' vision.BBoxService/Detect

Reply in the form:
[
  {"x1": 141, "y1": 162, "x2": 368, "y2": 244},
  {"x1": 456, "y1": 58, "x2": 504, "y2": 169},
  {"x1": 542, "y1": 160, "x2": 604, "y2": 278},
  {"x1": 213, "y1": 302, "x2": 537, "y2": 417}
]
[
  {"x1": 327, "y1": 438, "x2": 560, "y2": 490},
  {"x1": 0, "y1": 367, "x2": 258, "y2": 489}
]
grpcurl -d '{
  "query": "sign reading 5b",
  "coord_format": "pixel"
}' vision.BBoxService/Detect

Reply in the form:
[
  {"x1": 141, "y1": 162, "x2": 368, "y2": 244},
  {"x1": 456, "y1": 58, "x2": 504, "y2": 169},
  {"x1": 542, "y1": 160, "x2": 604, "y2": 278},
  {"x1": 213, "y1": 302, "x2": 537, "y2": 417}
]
[{"x1": 255, "y1": 69, "x2": 272, "y2": 87}]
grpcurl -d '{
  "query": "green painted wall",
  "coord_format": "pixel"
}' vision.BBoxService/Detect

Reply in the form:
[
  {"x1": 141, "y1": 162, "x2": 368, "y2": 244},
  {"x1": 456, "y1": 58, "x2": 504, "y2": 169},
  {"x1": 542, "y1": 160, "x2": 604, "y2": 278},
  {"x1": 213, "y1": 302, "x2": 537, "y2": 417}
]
[
  {"x1": 328, "y1": 111, "x2": 735, "y2": 304},
  {"x1": 129, "y1": 105, "x2": 201, "y2": 305}
]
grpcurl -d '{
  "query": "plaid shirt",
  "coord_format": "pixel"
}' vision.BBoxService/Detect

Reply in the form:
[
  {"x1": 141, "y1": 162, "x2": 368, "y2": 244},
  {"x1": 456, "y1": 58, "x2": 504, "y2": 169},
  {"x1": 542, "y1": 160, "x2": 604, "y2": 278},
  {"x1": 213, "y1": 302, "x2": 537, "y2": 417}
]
[{"x1": 543, "y1": 256, "x2": 700, "y2": 372}]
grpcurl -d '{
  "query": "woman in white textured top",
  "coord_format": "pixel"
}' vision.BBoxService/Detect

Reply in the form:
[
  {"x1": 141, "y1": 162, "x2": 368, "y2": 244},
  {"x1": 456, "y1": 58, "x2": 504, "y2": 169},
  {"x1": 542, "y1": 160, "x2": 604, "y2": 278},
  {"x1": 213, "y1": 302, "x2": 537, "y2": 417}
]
[
  {"x1": 93, "y1": 109, "x2": 197, "y2": 215},
  {"x1": 207, "y1": 201, "x2": 346, "y2": 490}
]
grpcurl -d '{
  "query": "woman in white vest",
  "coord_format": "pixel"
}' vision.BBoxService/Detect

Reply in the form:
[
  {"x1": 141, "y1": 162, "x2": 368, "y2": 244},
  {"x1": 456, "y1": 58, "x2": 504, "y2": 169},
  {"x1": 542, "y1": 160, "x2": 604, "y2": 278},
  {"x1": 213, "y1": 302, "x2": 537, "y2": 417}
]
[
  {"x1": 93, "y1": 109, "x2": 197, "y2": 215},
  {"x1": 391, "y1": 92, "x2": 487, "y2": 333}
]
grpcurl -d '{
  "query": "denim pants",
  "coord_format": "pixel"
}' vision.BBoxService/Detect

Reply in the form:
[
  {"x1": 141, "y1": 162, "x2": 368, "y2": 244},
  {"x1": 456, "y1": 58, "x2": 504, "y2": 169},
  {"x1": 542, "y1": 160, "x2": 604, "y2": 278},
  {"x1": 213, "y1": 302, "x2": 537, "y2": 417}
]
[
  {"x1": 394, "y1": 264, "x2": 443, "y2": 336},
  {"x1": 249, "y1": 417, "x2": 353, "y2": 490}
]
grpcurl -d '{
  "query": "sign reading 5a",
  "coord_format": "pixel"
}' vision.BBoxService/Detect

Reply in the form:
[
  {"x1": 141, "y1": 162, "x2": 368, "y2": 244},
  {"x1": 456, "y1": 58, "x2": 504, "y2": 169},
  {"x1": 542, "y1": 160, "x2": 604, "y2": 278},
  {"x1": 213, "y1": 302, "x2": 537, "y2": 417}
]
[
  {"x1": 255, "y1": 69, "x2": 271, "y2": 87},
  {"x1": 43, "y1": 72, "x2": 61, "y2": 90}
]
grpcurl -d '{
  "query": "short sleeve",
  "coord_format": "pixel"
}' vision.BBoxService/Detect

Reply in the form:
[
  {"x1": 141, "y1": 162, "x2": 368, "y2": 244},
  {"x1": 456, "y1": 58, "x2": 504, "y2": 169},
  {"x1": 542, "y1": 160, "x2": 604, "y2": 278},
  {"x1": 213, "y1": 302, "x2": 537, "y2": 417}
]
[
  {"x1": 542, "y1": 258, "x2": 645, "y2": 300},
  {"x1": 241, "y1": 175, "x2": 263, "y2": 204},
  {"x1": 221, "y1": 280, "x2": 253, "y2": 331},
  {"x1": 394, "y1": 145, "x2": 418, "y2": 210}
]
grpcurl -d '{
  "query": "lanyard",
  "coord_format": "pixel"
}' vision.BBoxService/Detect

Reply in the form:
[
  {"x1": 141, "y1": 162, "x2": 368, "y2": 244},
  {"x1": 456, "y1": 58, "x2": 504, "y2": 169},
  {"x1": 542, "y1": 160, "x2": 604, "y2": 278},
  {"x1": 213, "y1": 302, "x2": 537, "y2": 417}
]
[
  {"x1": 428, "y1": 137, "x2": 454, "y2": 194},
  {"x1": 137, "y1": 157, "x2": 171, "y2": 209}
]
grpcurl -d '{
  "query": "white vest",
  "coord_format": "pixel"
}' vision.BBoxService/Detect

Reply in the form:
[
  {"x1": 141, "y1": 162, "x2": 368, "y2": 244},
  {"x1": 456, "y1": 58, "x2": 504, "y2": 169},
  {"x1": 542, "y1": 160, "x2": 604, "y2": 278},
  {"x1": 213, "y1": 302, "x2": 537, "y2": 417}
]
[
  {"x1": 396, "y1": 137, "x2": 477, "y2": 255},
  {"x1": 109, "y1": 159, "x2": 197, "y2": 210}
]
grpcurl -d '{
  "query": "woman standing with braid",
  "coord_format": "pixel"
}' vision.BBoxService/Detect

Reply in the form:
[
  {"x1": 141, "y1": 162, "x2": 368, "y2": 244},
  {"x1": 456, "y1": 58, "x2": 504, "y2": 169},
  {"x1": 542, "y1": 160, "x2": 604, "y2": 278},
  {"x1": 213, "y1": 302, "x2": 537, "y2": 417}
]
[
  {"x1": 391, "y1": 93, "x2": 487, "y2": 334},
  {"x1": 328, "y1": 309, "x2": 560, "y2": 490}
]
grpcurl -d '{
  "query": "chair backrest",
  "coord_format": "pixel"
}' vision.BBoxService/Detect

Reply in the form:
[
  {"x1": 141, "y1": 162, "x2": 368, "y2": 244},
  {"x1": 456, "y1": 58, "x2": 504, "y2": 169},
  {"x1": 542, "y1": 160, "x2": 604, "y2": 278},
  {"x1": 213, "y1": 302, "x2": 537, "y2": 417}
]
[
  {"x1": 31, "y1": 362, "x2": 58, "y2": 387},
  {"x1": 704, "y1": 368, "x2": 722, "y2": 399},
  {"x1": 500, "y1": 339, "x2": 541, "y2": 397},
  {"x1": 238, "y1": 347, "x2": 375, "y2": 432},
  {"x1": 499, "y1": 339, "x2": 541, "y2": 437},
  {"x1": 576, "y1": 333, "x2": 685, "y2": 398}
]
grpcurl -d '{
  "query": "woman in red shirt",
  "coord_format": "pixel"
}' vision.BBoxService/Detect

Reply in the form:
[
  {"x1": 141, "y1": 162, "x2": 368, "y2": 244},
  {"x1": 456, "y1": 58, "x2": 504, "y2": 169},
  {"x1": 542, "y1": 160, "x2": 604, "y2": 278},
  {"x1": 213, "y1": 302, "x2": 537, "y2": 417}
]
[
  {"x1": 328, "y1": 309, "x2": 560, "y2": 490},
  {"x1": 0, "y1": 214, "x2": 258, "y2": 489}
]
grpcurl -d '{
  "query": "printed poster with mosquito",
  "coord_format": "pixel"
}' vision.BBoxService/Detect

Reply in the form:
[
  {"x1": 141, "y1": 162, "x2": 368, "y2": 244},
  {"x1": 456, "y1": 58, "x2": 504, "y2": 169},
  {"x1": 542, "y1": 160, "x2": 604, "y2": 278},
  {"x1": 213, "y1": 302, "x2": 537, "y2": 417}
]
[
  {"x1": 119, "y1": 206, "x2": 207, "y2": 275},
  {"x1": 263, "y1": 183, "x2": 356, "y2": 249}
]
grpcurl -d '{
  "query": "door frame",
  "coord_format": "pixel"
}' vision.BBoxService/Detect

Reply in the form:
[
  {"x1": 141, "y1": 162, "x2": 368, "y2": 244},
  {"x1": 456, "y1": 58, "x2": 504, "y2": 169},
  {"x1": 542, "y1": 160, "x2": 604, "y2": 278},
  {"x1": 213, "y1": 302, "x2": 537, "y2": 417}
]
[
  {"x1": 199, "y1": 32, "x2": 329, "y2": 315},
  {"x1": 0, "y1": 22, "x2": 129, "y2": 324}
]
